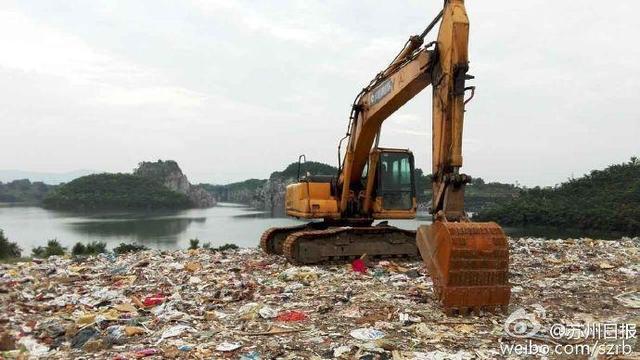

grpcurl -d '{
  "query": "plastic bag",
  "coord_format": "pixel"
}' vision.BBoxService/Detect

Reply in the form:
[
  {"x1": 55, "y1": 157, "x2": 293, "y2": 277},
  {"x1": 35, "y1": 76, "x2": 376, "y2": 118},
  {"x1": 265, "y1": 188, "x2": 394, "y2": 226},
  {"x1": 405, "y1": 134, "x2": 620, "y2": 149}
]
[
  {"x1": 350, "y1": 328, "x2": 385, "y2": 341},
  {"x1": 276, "y1": 310, "x2": 308, "y2": 322},
  {"x1": 143, "y1": 293, "x2": 165, "y2": 307},
  {"x1": 352, "y1": 259, "x2": 367, "y2": 273}
]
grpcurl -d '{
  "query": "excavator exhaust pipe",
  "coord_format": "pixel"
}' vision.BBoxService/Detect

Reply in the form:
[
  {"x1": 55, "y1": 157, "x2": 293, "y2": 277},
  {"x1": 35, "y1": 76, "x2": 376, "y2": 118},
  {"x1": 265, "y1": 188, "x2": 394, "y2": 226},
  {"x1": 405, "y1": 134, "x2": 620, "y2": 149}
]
[{"x1": 417, "y1": 221, "x2": 511, "y2": 315}]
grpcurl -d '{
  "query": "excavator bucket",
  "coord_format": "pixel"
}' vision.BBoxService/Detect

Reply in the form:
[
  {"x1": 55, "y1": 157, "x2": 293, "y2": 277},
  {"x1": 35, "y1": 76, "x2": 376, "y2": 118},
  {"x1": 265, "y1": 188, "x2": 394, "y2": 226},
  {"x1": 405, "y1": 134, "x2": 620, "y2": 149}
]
[{"x1": 416, "y1": 221, "x2": 510, "y2": 315}]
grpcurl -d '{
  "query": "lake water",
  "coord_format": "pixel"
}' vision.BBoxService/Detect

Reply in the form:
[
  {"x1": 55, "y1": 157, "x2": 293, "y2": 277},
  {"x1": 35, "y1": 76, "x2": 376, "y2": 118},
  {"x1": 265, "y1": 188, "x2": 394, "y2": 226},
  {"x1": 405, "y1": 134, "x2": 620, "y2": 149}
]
[{"x1": 0, "y1": 203, "x2": 628, "y2": 252}]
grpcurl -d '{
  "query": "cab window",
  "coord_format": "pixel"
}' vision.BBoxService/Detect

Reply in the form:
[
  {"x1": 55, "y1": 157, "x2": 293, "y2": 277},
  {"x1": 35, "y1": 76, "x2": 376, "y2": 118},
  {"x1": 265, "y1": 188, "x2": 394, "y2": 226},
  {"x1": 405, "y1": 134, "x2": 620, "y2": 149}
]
[{"x1": 377, "y1": 152, "x2": 415, "y2": 210}]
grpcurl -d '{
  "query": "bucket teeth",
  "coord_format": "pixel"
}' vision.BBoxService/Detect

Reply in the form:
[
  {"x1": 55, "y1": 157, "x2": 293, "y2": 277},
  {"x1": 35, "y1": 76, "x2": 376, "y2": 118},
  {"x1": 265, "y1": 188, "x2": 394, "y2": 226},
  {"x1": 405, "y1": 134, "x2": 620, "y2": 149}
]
[{"x1": 417, "y1": 221, "x2": 511, "y2": 314}]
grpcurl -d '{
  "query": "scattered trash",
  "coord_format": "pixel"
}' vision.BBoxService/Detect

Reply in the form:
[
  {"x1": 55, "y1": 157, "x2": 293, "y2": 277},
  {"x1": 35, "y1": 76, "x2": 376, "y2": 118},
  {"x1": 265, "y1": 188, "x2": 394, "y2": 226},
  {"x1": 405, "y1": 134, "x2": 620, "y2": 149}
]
[
  {"x1": 71, "y1": 326, "x2": 99, "y2": 349},
  {"x1": 105, "y1": 325, "x2": 125, "y2": 345},
  {"x1": 185, "y1": 261, "x2": 201, "y2": 272},
  {"x1": 177, "y1": 344, "x2": 193, "y2": 351},
  {"x1": 599, "y1": 261, "x2": 615, "y2": 269},
  {"x1": 614, "y1": 291, "x2": 640, "y2": 308},
  {"x1": 259, "y1": 305, "x2": 278, "y2": 319},
  {"x1": 240, "y1": 350, "x2": 261, "y2": 360},
  {"x1": 216, "y1": 341, "x2": 242, "y2": 352},
  {"x1": 158, "y1": 324, "x2": 192, "y2": 343},
  {"x1": 276, "y1": 310, "x2": 309, "y2": 322},
  {"x1": 142, "y1": 293, "x2": 165, "y2": 307},
  {"x1": 0, "y1": 332, "x2": 16, "y2": 351},
  {"x1": 352, "y1": 258, "x2": 367, "y2": 273},
  {"x1": 279, "y1": 267, "x2": 320, "y2": 282},
  {"x1": 0, "y1": 238, "x2": 636, "y2": 358},
  {"x1": 134, "y1": 348, "x2": 158, "y2": 358},
  {"x1": 114, "y1": 303, "x2": 138, "y2": 313},
  {"x1": 125, "y1": 326, "x2": 146, "y2": 336},
  {"x1": 17, "y1": 336, "x2": 49, "y2": 357},
  {"x1": 350, "y1": 328, "x2": 385, "y2": 341},
  {"x1": 334, "y1": 345, "x2": 352, "y2": 357}
]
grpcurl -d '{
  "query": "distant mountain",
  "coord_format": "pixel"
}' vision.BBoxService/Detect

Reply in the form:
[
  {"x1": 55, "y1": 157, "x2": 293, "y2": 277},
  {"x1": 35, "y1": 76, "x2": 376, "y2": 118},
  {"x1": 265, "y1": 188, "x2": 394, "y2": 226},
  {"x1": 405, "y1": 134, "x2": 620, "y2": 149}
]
[
  {"x1": 0, "y1": 169, "x2": 97, "y2": 185},
  {"x1": 43, "y1": 173, "x2": 192, "y2": 211},
  {"x1": 0, "y1": 179, "x2": 56, "y2": 204},
  {"x1": 134, "y1": 160, "x2": 216, "y2": 208},
  {"x1": 42, "y1": 160, "x2": 217, "y2": 211}
]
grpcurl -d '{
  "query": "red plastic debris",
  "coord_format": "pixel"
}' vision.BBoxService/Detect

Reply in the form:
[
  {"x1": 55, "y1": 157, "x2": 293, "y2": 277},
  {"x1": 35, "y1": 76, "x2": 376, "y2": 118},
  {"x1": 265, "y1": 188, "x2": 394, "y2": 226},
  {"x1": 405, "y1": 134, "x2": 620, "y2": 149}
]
[
  {"x1": 351, "y1": 259, "x2": 367, "y2": 273},
  {"x1": 134, "y1": 348, "x2": 158, "y2": 358},
  {"x1": 276, "y1": 310, "x2": 309, "y2": 322},
  {"x1": 142, "y1": 293, "x2": 165, "y2": 307}
]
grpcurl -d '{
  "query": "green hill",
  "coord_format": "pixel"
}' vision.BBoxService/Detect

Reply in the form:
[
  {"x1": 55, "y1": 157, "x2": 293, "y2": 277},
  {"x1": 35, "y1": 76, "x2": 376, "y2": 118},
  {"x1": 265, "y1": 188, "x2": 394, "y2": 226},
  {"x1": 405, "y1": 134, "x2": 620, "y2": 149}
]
[
  {"x1": 475, "y1": 157, "x2": 640, "y2": 233},
  {"x1": 269, "y1": 161, "x2": 338, "y2": 180},
  {"x1": 43, "y1": 173, "x2": 191, "y2": 211},
  {"x1": 0, "y1": 179, "x2": 55, "y2": 204}
]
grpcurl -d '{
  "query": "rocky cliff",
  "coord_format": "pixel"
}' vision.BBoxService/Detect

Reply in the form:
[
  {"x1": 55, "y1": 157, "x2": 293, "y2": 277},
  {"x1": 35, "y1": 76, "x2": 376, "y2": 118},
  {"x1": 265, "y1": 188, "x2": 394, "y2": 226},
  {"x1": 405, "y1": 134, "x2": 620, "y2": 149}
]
[
  {"x1": 134, "y1": 160, "x2": 216, "y2": 208},
  {"x1": 253, "y1": 177, "x2": 290, "y2": 215}
]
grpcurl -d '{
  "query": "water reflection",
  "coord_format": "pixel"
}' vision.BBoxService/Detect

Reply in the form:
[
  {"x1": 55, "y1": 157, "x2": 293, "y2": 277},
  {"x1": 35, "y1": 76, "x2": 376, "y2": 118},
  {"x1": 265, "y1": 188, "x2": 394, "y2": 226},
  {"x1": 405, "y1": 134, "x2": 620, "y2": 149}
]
[{"x1": 70, "y1": 217, "x2": 206, "y2": 243}]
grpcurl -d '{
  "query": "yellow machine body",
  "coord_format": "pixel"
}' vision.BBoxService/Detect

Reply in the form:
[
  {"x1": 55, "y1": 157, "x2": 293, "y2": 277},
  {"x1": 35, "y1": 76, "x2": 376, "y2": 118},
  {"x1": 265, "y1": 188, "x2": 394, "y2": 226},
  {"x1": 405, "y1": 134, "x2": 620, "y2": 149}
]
[
  {"x1": 262, "y1": 0, "x2": 511, "y2": 314},
  {"x1": 285, "y1": 182, "x2": 339, "y2": 219},
  {"x1": 286, "y1": 148, "x2": 418, "y2": 221}
]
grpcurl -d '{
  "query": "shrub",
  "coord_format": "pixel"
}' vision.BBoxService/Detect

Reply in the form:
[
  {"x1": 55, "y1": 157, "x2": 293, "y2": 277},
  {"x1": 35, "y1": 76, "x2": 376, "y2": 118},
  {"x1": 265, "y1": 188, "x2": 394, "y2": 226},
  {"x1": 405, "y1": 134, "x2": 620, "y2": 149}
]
[
  {"x1": 113, "y1": 243, "x2": 148, "y2": 255},
  {"x1": 72, "y1": 242, "x2": 86, "y2": 255},
  {"x1": 212, "y1": 243, "x2": 239, "y2": 252},
  {"x1": 188, "y1": 238, "x2": 200, "y2": 250},
  {"x1": 0, "y1": 230, "x2": 22, "y2": 259},
  {"x1": 72, "y1": 241, "x2": 108, "y2": 256},
  {"x1": 32, "y1": 239, "x2": 66, "y2": 258},
  {"x1": 86, "y1": 241, "x2": 107, "y2": 254}
]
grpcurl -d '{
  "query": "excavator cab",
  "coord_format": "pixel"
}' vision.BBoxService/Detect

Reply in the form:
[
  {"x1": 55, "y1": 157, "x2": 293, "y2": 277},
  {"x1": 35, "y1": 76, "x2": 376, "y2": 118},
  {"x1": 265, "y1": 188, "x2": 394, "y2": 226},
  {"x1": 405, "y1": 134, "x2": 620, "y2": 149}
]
[{"x1": 369, "y1": 148, "x2": 417, "y2": 218}]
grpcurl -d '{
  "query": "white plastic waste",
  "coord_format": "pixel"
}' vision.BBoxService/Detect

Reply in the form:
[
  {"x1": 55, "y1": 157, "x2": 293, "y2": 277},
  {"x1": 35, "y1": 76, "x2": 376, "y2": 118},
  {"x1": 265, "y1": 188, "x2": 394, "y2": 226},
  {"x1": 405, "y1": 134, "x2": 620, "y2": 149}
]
[{"x1": 350, "y1": 328, "x2": 385, "y2": 341}]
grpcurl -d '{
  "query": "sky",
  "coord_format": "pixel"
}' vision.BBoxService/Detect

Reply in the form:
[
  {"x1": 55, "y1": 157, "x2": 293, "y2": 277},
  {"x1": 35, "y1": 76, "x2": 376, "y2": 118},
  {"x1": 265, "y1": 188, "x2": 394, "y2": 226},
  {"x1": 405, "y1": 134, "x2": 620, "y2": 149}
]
[{"x1": 0, "y1": 1, "x2": 638, "y2": 186}]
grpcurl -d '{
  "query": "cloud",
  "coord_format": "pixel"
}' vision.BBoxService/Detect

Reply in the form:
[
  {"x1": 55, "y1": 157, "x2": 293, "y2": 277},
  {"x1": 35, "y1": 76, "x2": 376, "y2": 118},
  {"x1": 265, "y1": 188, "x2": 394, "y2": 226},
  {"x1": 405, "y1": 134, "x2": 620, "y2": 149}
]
[
  {"x1": 0, "y1": 9, "x2": 206, "y2": 111},
  {"x1": 189, "y1": 0, "x2": 351, "y2": 47},
  {"x1": 0, "y1": 1, "x2": 639, "y2": 186}
]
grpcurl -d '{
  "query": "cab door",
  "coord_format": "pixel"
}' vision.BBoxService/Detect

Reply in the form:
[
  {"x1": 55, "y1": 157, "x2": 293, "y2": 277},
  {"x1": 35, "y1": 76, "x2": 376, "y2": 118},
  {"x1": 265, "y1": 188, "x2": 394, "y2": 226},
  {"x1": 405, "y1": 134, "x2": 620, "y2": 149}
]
[{"x1": 372, "y1": 150, "x2": 417, "y2": 218}]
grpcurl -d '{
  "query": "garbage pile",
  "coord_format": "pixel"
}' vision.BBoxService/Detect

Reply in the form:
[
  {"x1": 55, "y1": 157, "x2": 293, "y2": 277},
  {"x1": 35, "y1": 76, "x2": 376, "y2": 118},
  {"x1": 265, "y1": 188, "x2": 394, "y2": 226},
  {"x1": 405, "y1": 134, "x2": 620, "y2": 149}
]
[{"x1": 0, "y1": 237, "x2": 638, "y2": 359}]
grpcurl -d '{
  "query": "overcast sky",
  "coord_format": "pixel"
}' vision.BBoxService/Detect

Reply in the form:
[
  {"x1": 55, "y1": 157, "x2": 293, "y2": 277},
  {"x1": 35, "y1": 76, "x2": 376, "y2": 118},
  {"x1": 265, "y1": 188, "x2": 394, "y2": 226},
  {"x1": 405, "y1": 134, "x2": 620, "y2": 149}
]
[{"x1": 1, "y1": 1, "x2": 638, "y2": 186}]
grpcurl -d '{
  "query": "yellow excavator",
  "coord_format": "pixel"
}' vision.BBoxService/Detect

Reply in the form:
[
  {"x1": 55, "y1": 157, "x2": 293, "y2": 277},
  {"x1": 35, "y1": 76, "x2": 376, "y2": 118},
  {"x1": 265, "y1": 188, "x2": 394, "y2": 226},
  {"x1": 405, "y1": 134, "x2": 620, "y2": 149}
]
[{"x1": 261, "y1": 0, "x2": 510, "y2": 313}]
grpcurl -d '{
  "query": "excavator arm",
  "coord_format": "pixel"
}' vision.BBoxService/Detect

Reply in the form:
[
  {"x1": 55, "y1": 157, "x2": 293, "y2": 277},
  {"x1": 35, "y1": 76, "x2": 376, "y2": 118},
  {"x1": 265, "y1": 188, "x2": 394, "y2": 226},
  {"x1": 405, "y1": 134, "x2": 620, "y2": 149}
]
[
  {"x1": 338, "y1": 2, "x2": 474, "y2": 220},
  {"x1": 430, "y1": 0, "x2": 474, "y2": 221},
  {"x1": 340, "y1": 0, "x2": 511, "y2": 314},
  {"x1": 340, "y1": 46, "x2": 435, "y2": 212}
]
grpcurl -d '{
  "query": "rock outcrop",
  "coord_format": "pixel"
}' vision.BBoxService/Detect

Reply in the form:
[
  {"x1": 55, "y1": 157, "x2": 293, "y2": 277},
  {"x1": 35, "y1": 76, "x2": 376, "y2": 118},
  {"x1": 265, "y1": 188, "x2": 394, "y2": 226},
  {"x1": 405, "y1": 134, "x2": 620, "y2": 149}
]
[
  {"x1": 134, "y1": 160, "x2": 216, "y2": 208},
  {"x1": 254, "y1": 177, "x2": 291, "y2": 216}
]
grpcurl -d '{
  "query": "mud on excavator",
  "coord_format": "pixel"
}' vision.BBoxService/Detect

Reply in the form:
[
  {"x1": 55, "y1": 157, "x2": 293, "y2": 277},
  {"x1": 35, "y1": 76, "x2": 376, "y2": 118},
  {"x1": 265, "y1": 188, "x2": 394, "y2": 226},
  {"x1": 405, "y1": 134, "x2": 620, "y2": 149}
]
[{"x1": 261, "y1": 0, "x2": 511, "y2": 314}]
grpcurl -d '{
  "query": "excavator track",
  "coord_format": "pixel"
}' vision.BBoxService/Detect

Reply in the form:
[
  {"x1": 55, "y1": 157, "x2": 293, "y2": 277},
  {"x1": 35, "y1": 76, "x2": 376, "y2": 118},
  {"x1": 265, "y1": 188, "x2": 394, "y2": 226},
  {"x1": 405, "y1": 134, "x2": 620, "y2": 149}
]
[
  {"x1": 282, "y1": 225, "x2": 418, "y2": 264},
  {"x1": 260, "y1": 223, "x2": 324, "y2": 255}
]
